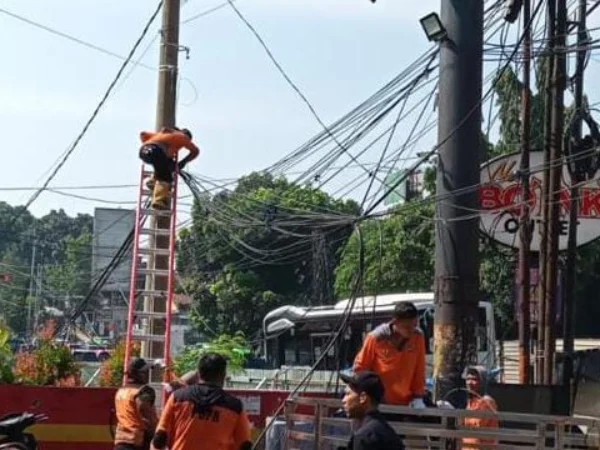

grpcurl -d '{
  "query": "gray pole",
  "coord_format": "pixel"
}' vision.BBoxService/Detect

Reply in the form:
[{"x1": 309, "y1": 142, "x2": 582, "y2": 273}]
[
  {"x1": 518, "y1": 0, "x2": 533, "y2": 385},
  {"x1": 434, "y1": 0, "x2": 483, "y2": 403},
  {"x1": 142, "y1": 0, "x2": 181, "y2": 384},
  {"x1": 544, "y1": 0, "x2": 567, "y2": 385},
  {"x1": 563, "y1": 0, "x2": 586, "y2": 393},
  {"x1": 27, "y1": 226, "x2": 37, "y2": 338}
]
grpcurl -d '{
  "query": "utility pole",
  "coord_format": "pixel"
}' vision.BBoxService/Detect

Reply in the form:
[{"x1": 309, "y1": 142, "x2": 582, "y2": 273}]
[
  {"x1": 543, "y1": 0, "x2": 567, "y2": 385},
  {"x1": 434, "y1": 0, "x2": 483, "y2": 404},
  {"x1": 563, "y1": 0, "x2": 587, "y2": 394},
  {"x1": 27, "y1": 227, "x2": 37, "y2": 339},
  {"x1": 536, "y1": 0, "x2": 555, "y2": 385},
  {"x1": 142, "y1": 0, "x2": 181, "y2": 385},
  {"x1": 518, "y1": 0, "x2": 532, "y2": 385}
]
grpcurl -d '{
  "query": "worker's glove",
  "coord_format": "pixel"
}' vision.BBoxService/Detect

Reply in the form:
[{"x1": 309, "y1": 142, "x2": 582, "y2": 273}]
[
  {"x1": 436, "y1": 400, "x2": 455, "y2": 409},
  {"x1": 409, "y1": 398, "x2": 427, "y2": 409}
]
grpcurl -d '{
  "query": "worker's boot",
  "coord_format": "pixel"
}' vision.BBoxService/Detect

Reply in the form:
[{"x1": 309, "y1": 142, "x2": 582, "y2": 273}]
[
  {"x1": 145, "y1": 175, "x2": 155, "y2": 191},
  {"x1": 152, "y1": 180, "x2": 172, "y2": 210}
]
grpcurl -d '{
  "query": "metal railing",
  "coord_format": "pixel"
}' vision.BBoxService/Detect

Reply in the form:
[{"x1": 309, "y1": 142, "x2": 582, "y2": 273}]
[{"x1": 281, "y1": 397, "x2": 600, "y2": 450}]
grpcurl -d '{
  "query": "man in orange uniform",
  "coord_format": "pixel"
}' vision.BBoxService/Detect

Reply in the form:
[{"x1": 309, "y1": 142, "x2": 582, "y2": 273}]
[
  {"x1": 138, "y1": 127, "x2": 200, "y2": 209},
  {"x1": 462, "y1": 366, "x2": 498, "y2": 449},
  {"x1": 354, "y1": 302, "x2": 426, "y2": 408},
  {"x1": 114, "y1": 358, "x2": 158, "y2": 450},
  {"x1": 153, "y1": 353, "x2": 252, "y2": 450}
]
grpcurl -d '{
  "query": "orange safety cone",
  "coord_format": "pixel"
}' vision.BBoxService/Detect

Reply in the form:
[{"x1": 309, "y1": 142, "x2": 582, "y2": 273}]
[{"x1": 152, "y1": 180, "x2": 171, "y2": 209}]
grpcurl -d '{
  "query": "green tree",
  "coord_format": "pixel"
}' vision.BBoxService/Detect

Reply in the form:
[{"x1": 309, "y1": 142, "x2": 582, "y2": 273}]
[
  {"x1": 174, "y1": 333, "x2": 251, "y2": 376},
  {"x1": 335, "y1": 202, "x2": 435, "y2": 298},
  {"x1": 177, "y1": 172, "x2": 360, "y2": 337},
  {"x1": 45, "y1": 233, "x2": 93, "y2": 308}
]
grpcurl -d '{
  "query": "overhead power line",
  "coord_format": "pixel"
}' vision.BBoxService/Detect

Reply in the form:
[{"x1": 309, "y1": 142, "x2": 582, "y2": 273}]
[{"x1": 23, "y1": 1, "x2": 164, "y2": 210}]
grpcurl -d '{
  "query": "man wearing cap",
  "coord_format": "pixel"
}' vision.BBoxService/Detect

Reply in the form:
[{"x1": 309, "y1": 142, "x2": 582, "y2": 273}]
[
  {"x1": 114, "y1": 358, "x2": 158, "y2": 450},
  {"x1": 341, "y1": 371, "x2": 404, "y2": 450},
  {"x1": 354, "y1": 301, "x2": 426, "y2": 408}
]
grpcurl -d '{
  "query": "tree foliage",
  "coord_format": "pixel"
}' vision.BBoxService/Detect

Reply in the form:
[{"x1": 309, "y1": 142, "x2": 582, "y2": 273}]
[
  {"x1": 335, "y1": 203, "x2": 435, "y2": 298},
  {"x1": 13, "y1": 321, "x2": 80, "y2": 386},
  {"x1": 177, "y1": 172, "x2": 360, "y2": 337},
  {"x1": 0, "y1": 203, "x2": 92, "y2": 335},
  {"x1": 173, "y1": 333, "x2": 250, "y2": 377}
]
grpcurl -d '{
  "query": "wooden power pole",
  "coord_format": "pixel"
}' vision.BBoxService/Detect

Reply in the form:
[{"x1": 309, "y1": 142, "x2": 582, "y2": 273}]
[
  {"x1": 434, "y1": 0, "x2": 484, "y2": 404},
  {"x1": 142, "y1": 0, "x2": 181, "y2": 386}
]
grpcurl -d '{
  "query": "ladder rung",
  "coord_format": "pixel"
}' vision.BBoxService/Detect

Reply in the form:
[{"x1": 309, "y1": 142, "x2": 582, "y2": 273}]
[
  {"x1": 140, "y1": 208, "x2": 172, "y2": 217},
  {"x1": 142, "y1": 170, "x2": 154, "y2": 177},
  {"x1": 132, "y1": 333, "x2": 166, "y2": 342},
  {"x1": 139, "y1": 248, "x2": 171, "y2": 257},
  {"x1": 142, "y1": 189, "x2": 153, "y2": 196},
  {"x1": 135, "y1": 311, "x2": 168, "y2": 319},
  {"x1": 140, "y1": 228, "x2": 171, "y2": 237},
  {"x1": 138, "y1": 268, "x2": 171, "y2": 277},
  {"x1": 137, "y1": 289, "x2": 168, "y2": 298}
]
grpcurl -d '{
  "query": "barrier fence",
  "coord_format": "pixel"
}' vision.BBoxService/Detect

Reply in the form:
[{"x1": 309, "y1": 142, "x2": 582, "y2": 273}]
[{"x1": 281, "y1": 397, "x2": 600, "y2": 450}]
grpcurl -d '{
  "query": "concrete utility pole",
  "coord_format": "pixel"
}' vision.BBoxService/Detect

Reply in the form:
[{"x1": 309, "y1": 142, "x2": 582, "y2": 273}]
[
  {"x1": 536, "y1": 0, "x2": 556, "y2": 384},
  {"x1": 518, "y1": 0, "x2": 533, "y2": 385},
  {"x1": 543, "y1": 0, "x2": 567, "y2": 385},
  {"x1": 563, "y1": 0, "x2": 587, "y2": 393},
  {"x1": 142, "y1": 0, "x2": 181, "y2": 385},
  {"x1": 27, "y1": 227, "x2": 37, "y2": 338},
  {"x1": 434, "y1": 0, "x2": 483, "y2": 403}
]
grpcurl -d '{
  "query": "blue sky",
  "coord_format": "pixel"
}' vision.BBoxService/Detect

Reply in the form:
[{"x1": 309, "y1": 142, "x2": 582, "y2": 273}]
[
  {"x1": 1, "y1": 0, "x2": 599, "y2": 220},
  {"x1": 0, "y1": 0, "x2": 438, "y2": 218}
]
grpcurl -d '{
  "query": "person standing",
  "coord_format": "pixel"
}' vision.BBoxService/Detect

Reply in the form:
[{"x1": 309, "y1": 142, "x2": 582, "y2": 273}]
[
  {"x1": 354, "y1": 302, "x2": 426, "y2": 408},
  {"x1": 462, "y1": 366, "x2": 498, "y2": 449},
  {"x1": 341, "y1": 371, "x2": 404, "y2": 450},
  {"x1": 153, "y1": 353, "x2": 252, "y2": 450},
  {"x1": 114, "y1": 358, "x2": 158, "y2": 450}
]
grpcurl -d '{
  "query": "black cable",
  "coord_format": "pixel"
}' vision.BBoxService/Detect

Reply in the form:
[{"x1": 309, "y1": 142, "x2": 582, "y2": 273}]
[
  {"x1": 364, "y1": 0, "x2": 546, "y2": 217},
  {"x1": 24, "y1": 1, "x2": 164, "y2": 209}
]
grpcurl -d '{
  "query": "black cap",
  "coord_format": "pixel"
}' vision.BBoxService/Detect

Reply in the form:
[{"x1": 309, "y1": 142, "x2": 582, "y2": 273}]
[
  {"x1": 127, "y1": 358, "x2": 152, "y2": 375},
  {"x1": 340, "y1": 371, "x2": 385, "y2": 403}
]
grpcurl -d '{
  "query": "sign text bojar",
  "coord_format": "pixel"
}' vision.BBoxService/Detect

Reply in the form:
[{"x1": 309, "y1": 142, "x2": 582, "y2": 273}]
[{"x1": 479, "y1": 151, "x2": 600, "y2": 251}]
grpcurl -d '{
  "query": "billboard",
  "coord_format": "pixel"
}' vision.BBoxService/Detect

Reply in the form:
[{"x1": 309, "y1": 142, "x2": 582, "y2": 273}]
[
  {"x1": 92, "y1": 208, "x2": 135, "y2": 292},
  {"x1": 479, "y1": 151, "x2": 600, "y2": 251}
]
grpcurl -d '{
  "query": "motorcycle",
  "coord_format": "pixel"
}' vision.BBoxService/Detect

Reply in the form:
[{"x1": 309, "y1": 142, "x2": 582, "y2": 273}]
[{"x1": 0, "y1": 413, "x2": 47, "y2": 450}]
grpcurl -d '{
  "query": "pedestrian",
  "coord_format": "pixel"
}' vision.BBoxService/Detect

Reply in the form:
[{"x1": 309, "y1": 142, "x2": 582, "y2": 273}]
[
  {"x1": 138, "y1": 127, "x2": 200, "y2": 209},
  {"x1": 341, "y1": 370, "x2": 404, "y2": 450},
  {"x1": 114, "y1": 358, "x2": 158, "y2": 450},
  {"x1": 153, "y1": 353, "x2": 252, "y2": 450},
  {"x1": 462, "y1": 366, "x2": 498, "y2": 449},
  {"x1": 354, "y1": 301, "x2": 426, "y2": 408}
]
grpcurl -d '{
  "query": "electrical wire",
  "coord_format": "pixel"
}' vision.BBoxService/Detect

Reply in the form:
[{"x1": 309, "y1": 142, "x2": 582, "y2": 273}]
[{"x1": 23, "y1": 1, "x2": 164, "y2": 209}]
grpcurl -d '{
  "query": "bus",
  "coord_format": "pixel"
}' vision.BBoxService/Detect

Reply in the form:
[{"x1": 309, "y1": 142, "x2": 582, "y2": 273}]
[{"x1": 261, "y1": 293, "x2": 497, "y2": 377}]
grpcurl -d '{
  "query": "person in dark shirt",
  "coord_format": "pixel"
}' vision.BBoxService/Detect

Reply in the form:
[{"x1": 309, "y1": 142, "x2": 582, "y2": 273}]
[{"x1": 340, "y1": 371, "x2": 404, "y2": 450}]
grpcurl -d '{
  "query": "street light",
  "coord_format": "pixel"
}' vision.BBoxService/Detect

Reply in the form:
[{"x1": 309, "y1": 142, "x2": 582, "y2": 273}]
[{"x1": 419, "y1": 12, "x2": 447, "y2": 42}]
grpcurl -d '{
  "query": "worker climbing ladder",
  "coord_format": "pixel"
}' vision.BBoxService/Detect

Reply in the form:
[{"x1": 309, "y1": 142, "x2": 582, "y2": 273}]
[{"x1": 123, "y1": 164, "x2": 179, "y2": 405}]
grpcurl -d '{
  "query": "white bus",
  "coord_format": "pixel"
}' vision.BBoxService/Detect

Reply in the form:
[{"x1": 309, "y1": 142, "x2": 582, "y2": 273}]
[{"x1": 261, "y1": 293, "x2": 497, "y2": 377}]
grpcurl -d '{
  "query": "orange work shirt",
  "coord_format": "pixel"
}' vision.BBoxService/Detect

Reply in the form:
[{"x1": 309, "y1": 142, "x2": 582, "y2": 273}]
[
  {"x1": 156, "y1": 384, "x2": 251, "y2": 450},
  {"x1": 354, "y1": 324, "x2": 426, "y2": 405},
  {"x1": 114, "y1": 385, "x2": 156, "y2": 447},
  {"x1": 140, "y1": 130, "x2": 199, "y2": 160},
  {"x1": 463, "y1": 395, "x2": 499, "y2": 449}
]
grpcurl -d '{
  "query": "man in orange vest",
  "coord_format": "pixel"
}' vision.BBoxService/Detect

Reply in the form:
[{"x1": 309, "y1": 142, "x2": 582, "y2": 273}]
[
  {"x1": 462, "y1": 366, "x2": 498, "y2": 449},
  {"x1": 114, "y1": 358, "x2": 158, "y2": 450},
  {"x1": 138, "y1": 127, "x2": 200, "y2": 209},
  {"x1": 354, "y1": 302, "x2": 426, "y2": 408}
]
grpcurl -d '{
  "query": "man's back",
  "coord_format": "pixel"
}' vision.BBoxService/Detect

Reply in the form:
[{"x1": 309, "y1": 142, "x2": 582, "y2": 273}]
[
  {"x1": 348, "y1": 411, "x2": 404, "y2": 450},
  {"x1": 155, "y1": 384, "x2": 251, "y2": 450}
]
